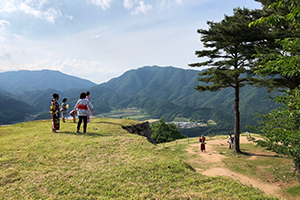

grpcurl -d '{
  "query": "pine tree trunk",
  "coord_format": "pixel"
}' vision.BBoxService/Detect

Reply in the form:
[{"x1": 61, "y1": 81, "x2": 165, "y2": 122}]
[{"x1": 233, "y1": 84, "x2": 241, "y2": 153}]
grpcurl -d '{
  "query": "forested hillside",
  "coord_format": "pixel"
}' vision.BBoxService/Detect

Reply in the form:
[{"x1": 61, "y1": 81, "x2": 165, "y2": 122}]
[
  {"x1": 98, "y1": 66, "x2": 280, "y2": 130},
  {"x1": 1, "y1": 66, "x2": 280, "y2": 131},
  {"x1": 0, "y1": 70, "x2": 96, "y2": 94},
  {"x1": 0, "y1": 91, "x2": 36, "y2": 124}
]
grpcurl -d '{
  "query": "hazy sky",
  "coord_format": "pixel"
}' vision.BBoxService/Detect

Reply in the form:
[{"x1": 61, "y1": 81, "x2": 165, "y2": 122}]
[{"x1": 0, "y1": 0, "x2": 262, "y2": 84}]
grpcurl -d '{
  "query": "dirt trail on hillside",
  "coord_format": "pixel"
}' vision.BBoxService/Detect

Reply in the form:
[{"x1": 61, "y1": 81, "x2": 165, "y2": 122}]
[{"x1": 185, "y1": 136, "x2": 285, "y2": 199}]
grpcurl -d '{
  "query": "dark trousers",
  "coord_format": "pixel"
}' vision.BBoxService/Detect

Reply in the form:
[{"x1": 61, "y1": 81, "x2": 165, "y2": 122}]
[{"x1": 77, "y1": 116, "x2": 87, "y2": 133}]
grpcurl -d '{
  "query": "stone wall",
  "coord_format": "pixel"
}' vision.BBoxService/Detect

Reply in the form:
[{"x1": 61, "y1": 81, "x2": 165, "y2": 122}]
[{"x1": 122, "y1": 121, "x2": 156, "y2": 144}]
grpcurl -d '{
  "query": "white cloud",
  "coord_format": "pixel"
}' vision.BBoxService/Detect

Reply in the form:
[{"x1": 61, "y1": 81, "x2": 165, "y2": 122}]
[
  {"x1": 43, "y1": 7, "x2": 62, "y2": 23},
  {"x1": 123, "y1": 0, "x2": 134, "y2": 9},
  {"x1": 0, "y1": 2, "x2": 18, "y2": 13},
  {"x1": 0, "y1": 20, "x2": 10, "y2": 27},
  {"x1": 0, "y1": 20, "x2": 10, "y2": 34},
  {"x1": 1, "y1": 1, "x2": 62, "y2": 23},
  {"x1": 36, "y1": 0, "x2": 49, "y2": 9},
  {"x1": 87, "y1": 0, "x2": 113, "y2": 10},
  {"x1": 18, "y1": 3, "x2": 43, "y2": 19},
  {"x1": 159, "y1": 0, "x2": 183, "y2": 10},
  {"x1": 0, "y1": 46, "x2": 11, "y2": 60},
  {"x1": 91, "y1": 34, "x2": 101, "y2": 39},
  {"x1": 66, "y1": 14, "x2": 73, "y2": 20},
  {"x1": 131, "y1": 1, "x2": 152, "y2": 15}
]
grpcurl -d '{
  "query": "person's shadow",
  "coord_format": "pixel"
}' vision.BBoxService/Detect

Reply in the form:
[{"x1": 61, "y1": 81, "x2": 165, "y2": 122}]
[{"x1": 58, "y1": 131, "x2": 106, "y2": 137}]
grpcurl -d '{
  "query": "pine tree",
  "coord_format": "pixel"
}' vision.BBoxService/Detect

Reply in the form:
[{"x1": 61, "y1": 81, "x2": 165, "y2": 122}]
[{"x1": 189, "y1": 8, "x2": 269, "y2": 153}]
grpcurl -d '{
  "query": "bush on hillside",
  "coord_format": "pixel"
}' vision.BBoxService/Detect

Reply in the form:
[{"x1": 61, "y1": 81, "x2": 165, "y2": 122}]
[{"x1": 151, "y1": 118, "x2": 187, "y2": 143}]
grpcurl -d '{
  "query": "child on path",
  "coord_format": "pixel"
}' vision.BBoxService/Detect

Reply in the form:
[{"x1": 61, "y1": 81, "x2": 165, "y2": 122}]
[
  {"x1": 60, "y1": 98, "x2": 68, "y2": 123},
  {"x1": 50, "y1": 93, "x2": 60, "y2": 133},
  {"x1": 199, "y1": 135, "x2": 206, "y2": 152}
]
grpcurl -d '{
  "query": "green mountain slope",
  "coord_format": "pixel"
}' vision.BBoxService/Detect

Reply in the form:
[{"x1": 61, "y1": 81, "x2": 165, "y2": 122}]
[
  {"x1": 0, "y1": 118, "x2": 275, "y2": 199},
  {"x1": 0, "y1": 70, "x2": 96, "y2": 94},
  {"x1": 100, "y1": 66, "x2": 279, "y2": 114},
  {"x1": 14, "y1": 87, "x2": 114, "y2": 121},
  {"x1": 2, "y1": 66, "x2": 281, "y2": 131},
  {"x1": 0, "y1": 92, "x2": 36, "y2": 124},
  {"x1": 98, "y1": 66, "x2": 280, "y2": 130}
]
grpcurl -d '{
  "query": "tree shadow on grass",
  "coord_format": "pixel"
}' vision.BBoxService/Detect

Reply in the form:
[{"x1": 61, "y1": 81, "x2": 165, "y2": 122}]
[
  {"x1": 239, "y1": 150, "x2": 282, "y2": 158},
  {"x1": 92, "y1": 121, "x2": 125, "y2": 126}
]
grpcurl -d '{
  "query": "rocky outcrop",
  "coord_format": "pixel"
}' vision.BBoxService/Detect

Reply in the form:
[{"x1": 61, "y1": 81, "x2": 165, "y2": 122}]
[{"x1": 122, "y1": 121, "x2": 156, "y2": 144}]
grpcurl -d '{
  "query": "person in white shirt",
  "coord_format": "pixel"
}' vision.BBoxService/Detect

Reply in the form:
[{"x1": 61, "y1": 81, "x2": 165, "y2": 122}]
[{"x1": 74, "y1": 92, "x2": 94, "y2": 133}]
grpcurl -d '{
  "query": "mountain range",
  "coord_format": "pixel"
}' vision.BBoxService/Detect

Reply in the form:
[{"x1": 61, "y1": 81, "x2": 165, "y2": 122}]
[
  {"x1": 0, "y1": 66, "x2": 280, "y2": 135},
  {"x1": 0, "y1": 69, "x2": 96, "y2": 94}
]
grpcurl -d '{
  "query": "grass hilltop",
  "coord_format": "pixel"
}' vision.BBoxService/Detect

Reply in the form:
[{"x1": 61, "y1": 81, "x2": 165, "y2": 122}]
[{"x1": 0, "y1": 118, "x2": 278, "y2": 199}]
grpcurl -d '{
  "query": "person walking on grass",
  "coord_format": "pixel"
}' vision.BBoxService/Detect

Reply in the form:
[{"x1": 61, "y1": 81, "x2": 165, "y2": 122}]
[
  {"x1": 60, "y1": 98, "x2": 68, "y2": 123},
  {"x1": 50, "y1": 93, "x2": 60, "y2": 133},
  {"x1": 199, "y1": 135, "x2": 206, "y2": 152},
  {"x1": 74, "y1": 92, "x2": 94, "y2": 133}
]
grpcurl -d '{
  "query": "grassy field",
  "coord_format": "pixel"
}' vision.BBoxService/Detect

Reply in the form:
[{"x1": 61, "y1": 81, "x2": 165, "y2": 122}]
[
  {"x1": 0, "y1": 119, "x2": 278, "y2": 199},
  {"x1": 99, "y1": 108, "x2": 152, "y2": 122}
]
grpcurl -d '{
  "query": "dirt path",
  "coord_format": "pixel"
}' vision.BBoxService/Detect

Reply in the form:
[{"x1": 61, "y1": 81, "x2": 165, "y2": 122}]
[{"x1": 185, "y1": 136, "x2": 284, "y2": 199}]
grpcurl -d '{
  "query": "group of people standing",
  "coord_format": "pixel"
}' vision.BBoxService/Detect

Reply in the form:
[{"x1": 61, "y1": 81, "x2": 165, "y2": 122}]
[
  {"x1": 50, "y1": 91, "x2": 94, "y2": 133},
  {"x1": 199, "y1": 134, "x2": 234, "y2": 152}
]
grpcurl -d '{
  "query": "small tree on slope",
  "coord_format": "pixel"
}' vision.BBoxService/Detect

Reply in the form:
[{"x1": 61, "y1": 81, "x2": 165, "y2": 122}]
[{"x1": 151, "y1": 118, "x2": 187, "y2": 144}]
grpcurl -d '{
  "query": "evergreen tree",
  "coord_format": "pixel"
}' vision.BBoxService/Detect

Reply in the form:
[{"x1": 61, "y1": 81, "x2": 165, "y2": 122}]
[
  {"x1": 151, "y1": 118, "x2": 187, "y2": 144},
  {"x1": 189, "y1": 8, "x2": 269, "y2": 153}
]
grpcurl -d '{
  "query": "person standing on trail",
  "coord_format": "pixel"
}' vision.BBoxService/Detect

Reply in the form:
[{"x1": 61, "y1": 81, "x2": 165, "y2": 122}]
[
  {"x1": 228, "y1": 134, "x2": 234, "y2": 149},
  {"x1": 199, "y1": 135, "x2": 206, "y2": 152}
]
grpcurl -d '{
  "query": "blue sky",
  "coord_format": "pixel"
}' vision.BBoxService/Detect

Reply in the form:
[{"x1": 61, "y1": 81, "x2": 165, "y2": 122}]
[{"x1": 0, "y1": 0, "x2": 261, "y2": 84}]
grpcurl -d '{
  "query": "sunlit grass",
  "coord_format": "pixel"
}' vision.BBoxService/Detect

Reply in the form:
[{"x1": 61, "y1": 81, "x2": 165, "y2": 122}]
[{"x1": 0, "y1": 119, "x2": 277, "y2": 199}]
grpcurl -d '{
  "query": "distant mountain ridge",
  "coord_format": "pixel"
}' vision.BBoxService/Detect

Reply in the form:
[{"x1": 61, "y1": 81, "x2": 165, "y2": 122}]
[
  {"x1": 0, "y1": 66, "x2": 280, "y2": 133},
  {"x1": 0, "y1": 69, "x2": 97, "y2": 94}
]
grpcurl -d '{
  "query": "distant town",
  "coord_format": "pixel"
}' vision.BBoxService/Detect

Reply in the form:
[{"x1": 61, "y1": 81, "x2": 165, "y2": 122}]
[{"x1": 168, "y1": 122, "x2": 207, "y2": 129}]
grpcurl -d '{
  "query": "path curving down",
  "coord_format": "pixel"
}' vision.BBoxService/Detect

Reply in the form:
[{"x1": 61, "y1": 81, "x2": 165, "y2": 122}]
[{"x1": 185, "y1": 136, "x2": 284, "y2": 199}]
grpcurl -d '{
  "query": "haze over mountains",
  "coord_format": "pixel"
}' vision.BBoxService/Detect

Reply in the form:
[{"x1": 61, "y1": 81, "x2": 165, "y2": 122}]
[
  {"x1": 0, "y1": 66, "x2": 280, "y2": 135},
  {"x1": 0, "y1": 70, "x2": 96, "y2": 94}
]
